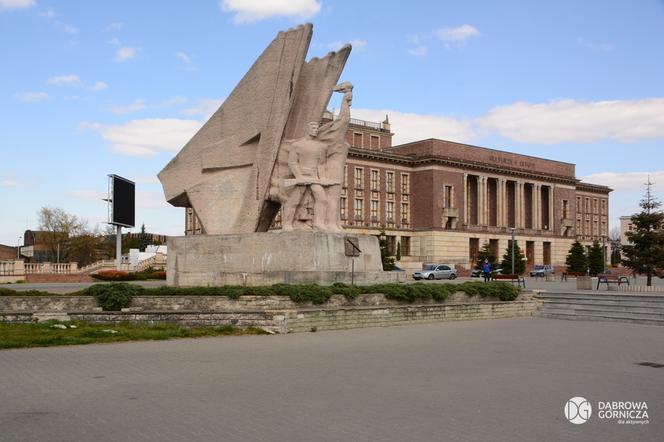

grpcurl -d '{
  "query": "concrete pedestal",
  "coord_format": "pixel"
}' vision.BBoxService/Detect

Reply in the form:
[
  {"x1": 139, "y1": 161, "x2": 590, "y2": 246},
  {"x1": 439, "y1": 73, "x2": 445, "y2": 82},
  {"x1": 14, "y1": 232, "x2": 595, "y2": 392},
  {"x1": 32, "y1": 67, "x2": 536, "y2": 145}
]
[{"x1": 167, "y1": 231, "x2": 405, "y2": 287}]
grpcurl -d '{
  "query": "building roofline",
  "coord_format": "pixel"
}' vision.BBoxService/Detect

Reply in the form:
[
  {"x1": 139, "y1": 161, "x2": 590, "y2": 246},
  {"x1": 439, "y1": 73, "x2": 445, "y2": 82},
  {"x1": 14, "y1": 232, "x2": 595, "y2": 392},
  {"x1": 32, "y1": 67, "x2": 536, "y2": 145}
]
[
  {"x1": 387, "y1": 138, "x2": 577, "y2": 167},
  {"x1": 576, "y1": 181, "x2": 613, "y2": 193}
]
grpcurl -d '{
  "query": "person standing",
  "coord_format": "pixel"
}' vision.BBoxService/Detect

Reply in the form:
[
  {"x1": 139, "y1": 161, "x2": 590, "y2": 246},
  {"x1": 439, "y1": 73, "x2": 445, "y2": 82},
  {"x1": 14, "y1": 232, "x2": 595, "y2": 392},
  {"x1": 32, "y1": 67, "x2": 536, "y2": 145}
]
[{"x1": 482, "y1": 259, "x2": 492, "y2": 282}]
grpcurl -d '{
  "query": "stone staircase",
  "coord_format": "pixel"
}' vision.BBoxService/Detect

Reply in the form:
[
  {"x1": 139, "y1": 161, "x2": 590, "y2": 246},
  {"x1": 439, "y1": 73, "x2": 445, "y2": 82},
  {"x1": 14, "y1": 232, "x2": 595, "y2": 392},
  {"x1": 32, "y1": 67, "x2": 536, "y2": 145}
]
[{"x1": 535, "y1": 292, "x2": 664, "y2": 326}]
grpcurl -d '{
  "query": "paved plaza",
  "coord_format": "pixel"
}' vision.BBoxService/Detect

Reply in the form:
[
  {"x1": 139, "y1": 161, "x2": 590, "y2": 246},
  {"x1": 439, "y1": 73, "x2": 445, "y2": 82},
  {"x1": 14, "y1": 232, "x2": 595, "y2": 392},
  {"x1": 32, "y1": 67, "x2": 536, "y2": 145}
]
[{"x1": 1, "y1": 318, "x2": 662, "y2": 441}]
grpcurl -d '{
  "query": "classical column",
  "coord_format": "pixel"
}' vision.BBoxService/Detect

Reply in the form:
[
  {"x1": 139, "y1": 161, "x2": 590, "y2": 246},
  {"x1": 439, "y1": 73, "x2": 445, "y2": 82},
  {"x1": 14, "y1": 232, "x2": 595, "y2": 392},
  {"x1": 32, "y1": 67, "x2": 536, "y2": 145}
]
[
  {"x1": 549, "y1": 185, "x2": 555, "y2": 232},
  {"x1": 533, "y1": 184, "x2": 540, "y2": 230},
  {"x1": 463, "y1": 173, "x2": 468, "y2": 225},
  {"x1": 480, "y1": 176, "x2": 487, "y2": 225},
  {"x1": 499, "y1": 178, "x2": 507, "y2": 227},
  {"x1": 517, "y1": 181, "x2": 525, "y2": 229}
]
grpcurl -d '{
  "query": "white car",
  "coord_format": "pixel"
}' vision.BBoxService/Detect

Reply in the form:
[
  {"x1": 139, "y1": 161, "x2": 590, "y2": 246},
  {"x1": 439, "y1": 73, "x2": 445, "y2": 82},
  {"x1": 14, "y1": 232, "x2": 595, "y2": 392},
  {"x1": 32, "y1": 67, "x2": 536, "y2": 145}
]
[{"x1": 412, "y1": 264, "x2": 458, "y2": 281}]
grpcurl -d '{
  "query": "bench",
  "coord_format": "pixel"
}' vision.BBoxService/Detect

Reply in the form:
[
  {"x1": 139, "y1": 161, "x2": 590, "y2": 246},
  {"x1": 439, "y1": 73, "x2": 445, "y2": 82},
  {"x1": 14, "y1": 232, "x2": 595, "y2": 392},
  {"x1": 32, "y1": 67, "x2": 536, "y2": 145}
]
[
  {"x1": 493, "y1": 274, "x2": 526, "y2": 288},
  {"x1": 596, "y1": 274, "x2": 630, "y2": 290}
]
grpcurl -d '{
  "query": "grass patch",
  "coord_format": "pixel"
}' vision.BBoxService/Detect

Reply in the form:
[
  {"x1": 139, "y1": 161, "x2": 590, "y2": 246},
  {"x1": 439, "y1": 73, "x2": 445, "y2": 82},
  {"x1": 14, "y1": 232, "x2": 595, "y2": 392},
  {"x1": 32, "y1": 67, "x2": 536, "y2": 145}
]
[{"x1": 0, "y1": 320, "x2": 268, "y2": 350}]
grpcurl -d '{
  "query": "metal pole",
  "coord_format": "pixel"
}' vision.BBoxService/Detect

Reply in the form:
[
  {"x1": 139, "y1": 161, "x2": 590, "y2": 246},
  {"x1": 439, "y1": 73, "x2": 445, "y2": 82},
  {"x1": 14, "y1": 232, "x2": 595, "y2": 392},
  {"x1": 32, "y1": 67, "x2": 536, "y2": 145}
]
[
  {"x1": 603, "y1": 236, "x2": 607, "y2": 273},
  {"x1": 116, "y1": 225, "x2": 122, "y2": 270},
  {"x1": 511, "y1": 229, "x2": 516, "y2": 275}
]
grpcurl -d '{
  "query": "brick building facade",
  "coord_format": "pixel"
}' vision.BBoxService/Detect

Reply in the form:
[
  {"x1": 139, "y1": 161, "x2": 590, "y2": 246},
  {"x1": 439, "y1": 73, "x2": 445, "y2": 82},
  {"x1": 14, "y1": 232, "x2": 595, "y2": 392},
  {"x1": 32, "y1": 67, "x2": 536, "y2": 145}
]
[{"x1": 185, "y1": 115, "x2": 611, "y2": 272}]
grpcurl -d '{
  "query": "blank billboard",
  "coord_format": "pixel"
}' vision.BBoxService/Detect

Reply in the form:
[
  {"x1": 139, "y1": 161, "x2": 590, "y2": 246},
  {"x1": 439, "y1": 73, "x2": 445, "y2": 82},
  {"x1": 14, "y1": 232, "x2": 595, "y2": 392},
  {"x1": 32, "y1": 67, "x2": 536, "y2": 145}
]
[{"x1": 109, "y1": 175, "x2": 135, "y2": 227}]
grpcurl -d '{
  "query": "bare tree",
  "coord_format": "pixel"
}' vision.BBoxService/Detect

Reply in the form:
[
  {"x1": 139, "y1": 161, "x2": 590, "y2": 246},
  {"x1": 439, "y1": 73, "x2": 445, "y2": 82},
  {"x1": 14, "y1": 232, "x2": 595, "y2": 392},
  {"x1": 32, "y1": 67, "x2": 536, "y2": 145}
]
[{"x1": 37, "y1": 207, "x2": 86, "y2": 262}]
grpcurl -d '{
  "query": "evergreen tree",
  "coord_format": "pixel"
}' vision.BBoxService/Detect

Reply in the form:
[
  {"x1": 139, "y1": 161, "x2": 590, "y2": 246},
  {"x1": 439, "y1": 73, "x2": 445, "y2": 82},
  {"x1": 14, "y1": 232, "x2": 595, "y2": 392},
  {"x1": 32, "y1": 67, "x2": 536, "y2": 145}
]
[
  {"x1": 565, "y1": 241, "x2": 588, "y2": 274},
  {"x1": 476, "y1": 242, "x2": 497, "y2": 269},
  {"x1": 622, "y1": 179, "x2": 664, "y2": 286},
  {"x1": 396, "y1": 241, "x2": 402, "y2": 261},
  {"x1": 138, "y1": 224, "x2": 150, "y2": 252},
  {"x1": 500, "y1": 240, "x2": 526, "y2": 275},
  {"x1": 378, "y1": 231, "x2": 395, "y2": 271},
  {"x1": 610, "y1": 247, "x2": 622, "y2": 267},
  {"x1": 587, "y1": 240, "x2": 605, "y2": 276}
]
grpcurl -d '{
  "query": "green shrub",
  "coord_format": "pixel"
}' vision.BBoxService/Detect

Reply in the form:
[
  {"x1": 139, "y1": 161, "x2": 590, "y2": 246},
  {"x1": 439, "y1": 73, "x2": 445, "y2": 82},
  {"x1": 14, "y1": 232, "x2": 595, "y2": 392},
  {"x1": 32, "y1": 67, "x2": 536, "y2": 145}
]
[{"x1": 83, "y1": 283, "x2": 145, "y2": 311}]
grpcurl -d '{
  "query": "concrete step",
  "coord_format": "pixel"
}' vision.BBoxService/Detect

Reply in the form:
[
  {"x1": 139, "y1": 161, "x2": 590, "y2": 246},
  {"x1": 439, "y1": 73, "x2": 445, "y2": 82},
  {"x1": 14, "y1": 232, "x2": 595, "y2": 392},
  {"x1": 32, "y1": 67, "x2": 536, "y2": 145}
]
[
  {"x1": 537, "y1": 311, "x2": 664, "y2": 326},
  {"x1": 539, "y1": 300, "x2": 664, "y2": 313},
  {"x1": 539, "y1": 306, "x2": 664, "y2": 320},
  {"x1": 535, "y1": 292, "x2": 664, "y2": 303}
]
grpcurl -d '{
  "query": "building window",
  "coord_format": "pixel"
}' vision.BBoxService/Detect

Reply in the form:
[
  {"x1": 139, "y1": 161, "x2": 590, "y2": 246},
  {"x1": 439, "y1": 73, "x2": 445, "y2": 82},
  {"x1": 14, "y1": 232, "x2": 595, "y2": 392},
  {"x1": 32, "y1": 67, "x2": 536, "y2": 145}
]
[
  {"x1": 593, "y1": 198, "x2": 598, "y2": 213},
  {"x1": 401, "y1": 236, "x2": 411, "y2": 256},
  {"x1": 354, "y1": 198, "x2": 363, "y2": 220},
  {"x1": 386, "y1": 201, "x2": 394, "y2": 223},
  {"x1": 601, "y1": 199, "x2": 607, "y2": 215},
  {"x1": 370, "y1": 135, "x2": 380, "y2": 149},
  {"x1": 401, "y1": 203, "x2": 409, "y2": 224},
  {"x1": 370, "y1": 200, "x2": 379, "y2": 223},
  {"x1": 585, "y1": 197, "x2": 590, "y2": 213},
  {"x1": 576, "y1": 196, "x2": 581, "y2": 212},
  {"x1": 340, "y1": 197, "x2": 346, "y2": 220},
  {"x1": 343, "y1": 165, "x2": 348, "y2": 188},
  {"x1": 355, "y1": 167, "x2": 364, "y2": 189},
  {"x1": 386, "y1": 172, "x2": 394, "y2": 193},
  {"x1": 401, "y1": 173, "x2": 410, "y2": 194},
  {"x1": 443, "y1": 185, "x2": 454, "y2": 208},
  {"x1": 370, "y1": 169, "x2": 379, "y2": 191},
  {"x1": 353, "y1": 132, "x2": 363, "y2": 148},
  {"x1": 562, "y1": 200, "x2": 569, "y2": 219}
]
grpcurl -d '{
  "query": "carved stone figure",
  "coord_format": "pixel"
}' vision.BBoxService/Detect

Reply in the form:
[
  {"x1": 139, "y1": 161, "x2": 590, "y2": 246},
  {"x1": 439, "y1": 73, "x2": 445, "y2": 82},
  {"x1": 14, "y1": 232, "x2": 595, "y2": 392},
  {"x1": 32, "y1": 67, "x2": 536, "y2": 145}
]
[
  {"x1": 273, "y1": 82, "x2": 353, "y2": 232},
  {"x1": 158, "y1": 24, "x2": 352, "y2": 235}
]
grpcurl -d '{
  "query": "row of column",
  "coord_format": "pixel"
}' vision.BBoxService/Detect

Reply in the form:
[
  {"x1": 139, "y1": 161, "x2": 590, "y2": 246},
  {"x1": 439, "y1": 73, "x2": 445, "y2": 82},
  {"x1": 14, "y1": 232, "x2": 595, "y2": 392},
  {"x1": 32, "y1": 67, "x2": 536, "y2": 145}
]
[{"x1": 463, "y1": 174, "x2": 554, "y2": 230}]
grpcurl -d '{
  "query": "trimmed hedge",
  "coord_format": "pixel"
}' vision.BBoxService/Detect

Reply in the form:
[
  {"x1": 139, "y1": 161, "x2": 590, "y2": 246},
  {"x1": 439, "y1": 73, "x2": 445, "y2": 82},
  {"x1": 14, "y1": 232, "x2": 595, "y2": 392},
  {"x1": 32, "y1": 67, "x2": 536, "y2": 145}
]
[{"x1": 1, "y1": 281, "x2": 521, "y2": 310}]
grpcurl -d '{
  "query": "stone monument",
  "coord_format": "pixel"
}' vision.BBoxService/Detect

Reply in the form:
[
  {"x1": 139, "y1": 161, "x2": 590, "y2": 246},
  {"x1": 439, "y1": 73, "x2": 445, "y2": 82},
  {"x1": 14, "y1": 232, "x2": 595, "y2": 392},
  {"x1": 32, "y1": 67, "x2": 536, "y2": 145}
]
[{"x1": 159, "y1": 24, "x2": 404, "y2": 286}]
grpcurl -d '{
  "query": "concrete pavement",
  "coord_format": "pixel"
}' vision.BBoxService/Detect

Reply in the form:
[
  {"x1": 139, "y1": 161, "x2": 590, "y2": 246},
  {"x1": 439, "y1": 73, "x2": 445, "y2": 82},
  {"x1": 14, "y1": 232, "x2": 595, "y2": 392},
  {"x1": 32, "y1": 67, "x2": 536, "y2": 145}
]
[{"x1": 1, "y1": 318, "x2": 662, "y2": 441}]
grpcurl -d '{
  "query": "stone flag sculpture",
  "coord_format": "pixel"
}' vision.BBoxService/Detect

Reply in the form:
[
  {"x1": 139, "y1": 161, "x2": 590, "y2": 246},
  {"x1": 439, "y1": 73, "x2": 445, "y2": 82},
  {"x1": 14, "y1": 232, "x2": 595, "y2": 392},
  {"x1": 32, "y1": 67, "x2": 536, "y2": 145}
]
[{"x1": 158, "y1": 24, "x2": 352, "y2": 235}]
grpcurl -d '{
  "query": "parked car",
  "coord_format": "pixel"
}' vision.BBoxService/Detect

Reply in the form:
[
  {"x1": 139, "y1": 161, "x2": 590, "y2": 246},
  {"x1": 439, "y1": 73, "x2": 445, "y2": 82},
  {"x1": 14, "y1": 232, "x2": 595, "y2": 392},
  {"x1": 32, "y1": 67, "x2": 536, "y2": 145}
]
[
  {"x1": 413, "y1": 264, "x2": 458, "y2": 281},
  {"x1": 530, "y1": 265, "x2": 555, "y2": 277}
]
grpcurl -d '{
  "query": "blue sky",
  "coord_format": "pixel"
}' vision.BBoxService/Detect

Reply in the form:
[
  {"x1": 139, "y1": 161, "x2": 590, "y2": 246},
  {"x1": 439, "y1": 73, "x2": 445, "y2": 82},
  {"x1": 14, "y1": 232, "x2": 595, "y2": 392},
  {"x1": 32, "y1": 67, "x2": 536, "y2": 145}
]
[{"x1": 1, "y1": 0, "x2": 664, "y2": 246}]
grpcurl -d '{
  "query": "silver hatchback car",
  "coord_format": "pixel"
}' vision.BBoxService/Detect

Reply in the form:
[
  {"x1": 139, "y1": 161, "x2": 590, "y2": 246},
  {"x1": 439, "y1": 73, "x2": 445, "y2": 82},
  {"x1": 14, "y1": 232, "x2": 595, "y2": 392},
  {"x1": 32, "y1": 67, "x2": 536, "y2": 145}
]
[{"x1": 412, "y1": 264, "x2": 458, "y2": 281}]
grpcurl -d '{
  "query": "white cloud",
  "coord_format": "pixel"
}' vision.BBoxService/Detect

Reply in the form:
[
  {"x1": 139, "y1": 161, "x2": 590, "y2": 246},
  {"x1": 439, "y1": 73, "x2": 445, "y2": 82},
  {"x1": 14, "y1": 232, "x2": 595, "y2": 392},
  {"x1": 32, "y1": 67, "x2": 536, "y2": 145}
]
[
  {"x1": 70, "y1": 190, "x2": 106, "y2": 201},
  {"x1": 91, "y1": 81, "x2": 109, "y2": 91},
  {"x1": 47, "y1": 74, "x2": 81, "y2": 86},
  {"x1": 577, "y1": 38, "x2": 614, "y2": 52},
  {"x1": 38, "y1": 8, "x2": 55, "y2": 18},
  {"x1": 1, "y1": 178, "x2": 19, "y2": 187},
  {"x1": 108, "y1": 37, "x2": 121, "y2": 46},
  {"x1": 17, "y1": 91, "x2": 49, "y2": 102},
  {"x1": 436, "y1": 24, "x2": 480, "y2": 43},
  {"x1": 111, "y1": 99, "x2": 146, "y2": 115},
  {"x1": 221, "y1": 0, "x2": 321, "y2": 23},
  {"x1": 325, "y1": 39, "x2": 366, "y2": 51},
  {"x1": 132, "y1": 175, "x2": 161, "y2": 185},
  {"x1": 351, "y1": 108, "x2": 474, "y2": 145},
  {"x1": 408, "y1": 45, "x2": 428, "y2": 56},
  {"x1": 62, "y1": 24, "x2": 77, "y2": 34},
  {"x1": 162, "y1": 96, "x2": 188, "y2": 107},
  {"x1": 83, "y1": 118, "x2": 202, "y2": 157},
  {"x1": 176, "y1": 51, "x2": 191, "y2": 64},
  {"x1": 0, "y1": 0, "x2": 35, "y2": 11},
  {"x1": 137, "y1": 190, "x2": 169, "y2": 209},
  {"x1": 181, "y1": 98, "x2": 224, "y2": 119},
  {"x1": 580, "y1": 171, "x2": 664, "y2": 192},
  {"x1": 477, "y1": 98, "x2": 664, "y2": 144},
  {"x1": 114, "y1": 46, "x2": 138, "y2": 62},
  {"x1": 104, "y1": 22, "x2": 123, "y2": 32}
]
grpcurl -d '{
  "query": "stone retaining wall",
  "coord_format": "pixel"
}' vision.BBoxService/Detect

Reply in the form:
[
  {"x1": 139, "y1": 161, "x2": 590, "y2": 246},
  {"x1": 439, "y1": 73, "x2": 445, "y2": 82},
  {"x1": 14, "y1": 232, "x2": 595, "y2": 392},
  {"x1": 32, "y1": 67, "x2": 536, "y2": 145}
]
[
  {"x1": 0, "y1": 299, "x2": 539, "y2": 333},
  {"x1": 0, "y1": 292, "x2": 532, "y2": 313}
]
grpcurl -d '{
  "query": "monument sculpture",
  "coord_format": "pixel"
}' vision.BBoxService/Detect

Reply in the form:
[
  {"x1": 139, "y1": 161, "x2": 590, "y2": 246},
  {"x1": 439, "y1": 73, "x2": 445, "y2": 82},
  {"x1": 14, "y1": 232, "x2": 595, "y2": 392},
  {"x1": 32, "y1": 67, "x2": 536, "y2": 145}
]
[{"x1": 159, "y1": 24, "x2": 404, "y2": 286}]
